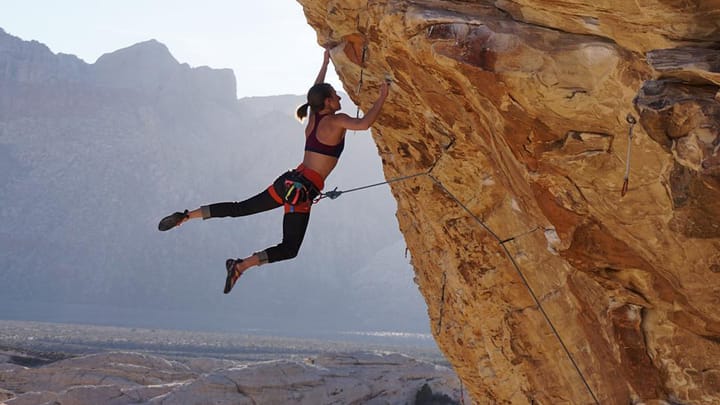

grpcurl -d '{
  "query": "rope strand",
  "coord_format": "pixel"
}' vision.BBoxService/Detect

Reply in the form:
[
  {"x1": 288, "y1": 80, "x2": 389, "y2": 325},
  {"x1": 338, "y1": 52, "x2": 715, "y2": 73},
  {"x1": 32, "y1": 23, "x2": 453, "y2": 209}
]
[
  {"x1": 314, "y1": 172, "x2": 426, "y2": 202},
  {"x1": 355, "y1": 44, "x2": 368, "y2": 119},
  {"x1": 622, "y1": 114, "x2": 637, "y2": 197}
]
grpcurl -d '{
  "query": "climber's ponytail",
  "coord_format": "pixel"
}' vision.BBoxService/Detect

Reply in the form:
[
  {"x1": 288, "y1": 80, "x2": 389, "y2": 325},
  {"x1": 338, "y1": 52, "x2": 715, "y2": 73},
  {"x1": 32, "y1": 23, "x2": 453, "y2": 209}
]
[
  {"x1": 296, "y1": 83, "x2": 334, "y2": 121},
  {"x1": 296, "y1": 103, "x2": 310, "y2": 121}
]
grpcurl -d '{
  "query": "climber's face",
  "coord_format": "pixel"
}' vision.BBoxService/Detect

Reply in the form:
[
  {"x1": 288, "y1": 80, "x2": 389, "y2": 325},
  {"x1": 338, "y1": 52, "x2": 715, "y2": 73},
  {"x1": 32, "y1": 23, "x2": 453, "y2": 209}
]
[{"x1": 325, "y1": 90, "x2": 341, "y2": 112}]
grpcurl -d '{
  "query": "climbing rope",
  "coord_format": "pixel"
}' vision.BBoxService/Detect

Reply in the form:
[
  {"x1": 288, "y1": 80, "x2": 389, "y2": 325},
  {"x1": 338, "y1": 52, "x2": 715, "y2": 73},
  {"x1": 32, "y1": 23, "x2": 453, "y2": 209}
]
[
  {"x1": 355, "y1": 43, "x2": 368, "y2": 119},
  {"x1": 314, "y1": 172, "x2": 426, "y2": 202},
  {"x1": 622, "y1": 113, "x2": 637, "y2": 197},
  {"x1": 436, "y1": 271, "x2": 448, "y2": 335},
  {"x1": 354, "y1": 0, "x2": 371, "y2": 119}
]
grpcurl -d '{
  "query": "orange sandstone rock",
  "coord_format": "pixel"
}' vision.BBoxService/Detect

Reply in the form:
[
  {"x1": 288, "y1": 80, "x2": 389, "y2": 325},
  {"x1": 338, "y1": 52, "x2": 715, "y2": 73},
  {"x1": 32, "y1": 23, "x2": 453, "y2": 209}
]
[{"x1": 299, "y1": 1, "x2": 720, "y2": 403}]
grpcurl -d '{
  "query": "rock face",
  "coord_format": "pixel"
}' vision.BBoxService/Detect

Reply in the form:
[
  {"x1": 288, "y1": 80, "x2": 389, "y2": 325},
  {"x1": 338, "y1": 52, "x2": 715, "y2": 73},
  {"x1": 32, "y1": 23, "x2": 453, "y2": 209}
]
[
  {"x1": 298, "y1": 1, "x2": 720, "y2": 403},
  {"x1": 0, "y1": 351, "x2": 461, "y2": 404}
]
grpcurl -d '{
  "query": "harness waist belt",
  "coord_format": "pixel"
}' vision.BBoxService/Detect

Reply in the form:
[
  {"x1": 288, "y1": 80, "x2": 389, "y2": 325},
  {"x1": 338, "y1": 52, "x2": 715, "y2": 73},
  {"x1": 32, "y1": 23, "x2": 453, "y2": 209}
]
[{"x1": 294, "y1": 163, "x2": 325, "y2": 191}]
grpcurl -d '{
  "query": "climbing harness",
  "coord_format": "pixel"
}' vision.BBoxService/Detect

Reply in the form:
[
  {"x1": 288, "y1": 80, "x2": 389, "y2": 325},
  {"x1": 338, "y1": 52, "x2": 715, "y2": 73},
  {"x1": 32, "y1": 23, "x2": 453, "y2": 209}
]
[
  {"x1": 277, "y1": 170, "x2": 319, "y2": 205},
  {"x1": 283, "y1": 180, "x2": 309, "y2": 205},
  {"x1": 622, "y1": 113, "x2": 637, "y2": 197}
]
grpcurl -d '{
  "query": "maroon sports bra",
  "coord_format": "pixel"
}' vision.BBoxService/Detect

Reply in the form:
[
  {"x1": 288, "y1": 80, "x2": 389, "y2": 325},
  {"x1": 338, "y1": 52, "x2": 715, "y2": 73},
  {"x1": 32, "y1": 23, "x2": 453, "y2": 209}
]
[{"x1": 304, "y1": 113, "x2": 345, "y2": 158}]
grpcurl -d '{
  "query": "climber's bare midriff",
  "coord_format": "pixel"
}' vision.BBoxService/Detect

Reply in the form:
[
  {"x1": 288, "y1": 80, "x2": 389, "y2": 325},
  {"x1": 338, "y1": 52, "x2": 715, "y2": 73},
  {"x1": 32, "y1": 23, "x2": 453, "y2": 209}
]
[{"x1": 302, "y1": 151, "x2": 339, "y2": 180}]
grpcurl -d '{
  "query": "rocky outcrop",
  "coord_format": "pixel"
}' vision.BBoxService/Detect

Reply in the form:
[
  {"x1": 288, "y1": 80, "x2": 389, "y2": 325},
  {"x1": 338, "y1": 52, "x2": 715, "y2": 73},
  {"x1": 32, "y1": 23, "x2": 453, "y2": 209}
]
[
  {"x1": 298, "y1": 1, "x2": 720, "y2": 403},
  {"x1": 0, "y1": 28, "x2": 88, "y2": 83},
  {"x1": 0, "y1": 351, "x2": 461, "y2": 404}
]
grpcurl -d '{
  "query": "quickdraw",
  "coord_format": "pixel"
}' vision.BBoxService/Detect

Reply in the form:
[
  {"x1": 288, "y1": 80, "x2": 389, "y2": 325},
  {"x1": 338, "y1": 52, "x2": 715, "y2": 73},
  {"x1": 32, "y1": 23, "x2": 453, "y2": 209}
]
[{"x1": 622, "y1": 113, "x2": 637, "y2": 197}]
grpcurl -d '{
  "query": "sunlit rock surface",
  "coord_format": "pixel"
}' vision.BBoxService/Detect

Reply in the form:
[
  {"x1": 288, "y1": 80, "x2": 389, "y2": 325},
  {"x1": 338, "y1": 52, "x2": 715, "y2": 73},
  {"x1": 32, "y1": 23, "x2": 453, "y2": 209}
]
[
  {"x1": 0, "y1": 351, "x2": 461, "y2": 404},
  {"x1": 298, "y1": 0, "x2": 720, "y2": 403}
]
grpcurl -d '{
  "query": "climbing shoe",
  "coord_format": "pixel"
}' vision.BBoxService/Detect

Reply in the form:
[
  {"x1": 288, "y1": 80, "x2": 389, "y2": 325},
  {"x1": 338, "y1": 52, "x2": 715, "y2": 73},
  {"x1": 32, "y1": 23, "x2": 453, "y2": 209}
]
[
  {"x1": 224, "y1": 258, "x2": 244, "y2": 294},
  {"x1": 158, "y1": 210, "x2": 189, "y2": 231}
]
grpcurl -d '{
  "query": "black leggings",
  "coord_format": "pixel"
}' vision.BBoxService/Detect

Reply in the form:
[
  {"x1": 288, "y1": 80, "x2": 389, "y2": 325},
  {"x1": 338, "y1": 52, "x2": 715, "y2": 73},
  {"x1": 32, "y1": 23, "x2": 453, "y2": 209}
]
[{"x1": 203, "y1": 189, "x2": 311, "y2": 264}]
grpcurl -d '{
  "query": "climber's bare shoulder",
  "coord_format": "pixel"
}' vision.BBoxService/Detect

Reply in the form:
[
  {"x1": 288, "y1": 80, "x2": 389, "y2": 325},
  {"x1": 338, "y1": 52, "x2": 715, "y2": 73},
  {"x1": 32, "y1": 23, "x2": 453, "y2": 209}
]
[{"x1": 327, "y1": 113, "x2": 368, "y2": 131}]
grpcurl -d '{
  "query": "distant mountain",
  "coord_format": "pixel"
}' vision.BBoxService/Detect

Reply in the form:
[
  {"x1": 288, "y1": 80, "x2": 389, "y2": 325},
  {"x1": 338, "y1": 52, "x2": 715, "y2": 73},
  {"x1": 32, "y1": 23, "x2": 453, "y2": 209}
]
[{"x1": 0, "y1": 28, "x2": 430, "y2": 335}]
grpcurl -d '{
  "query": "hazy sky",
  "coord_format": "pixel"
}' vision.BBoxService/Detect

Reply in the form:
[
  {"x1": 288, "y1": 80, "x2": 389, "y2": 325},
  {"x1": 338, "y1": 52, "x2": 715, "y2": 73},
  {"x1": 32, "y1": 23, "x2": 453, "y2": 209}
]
[{"x1": 0, "y1": 0, "x2": 342, "y2": 97}]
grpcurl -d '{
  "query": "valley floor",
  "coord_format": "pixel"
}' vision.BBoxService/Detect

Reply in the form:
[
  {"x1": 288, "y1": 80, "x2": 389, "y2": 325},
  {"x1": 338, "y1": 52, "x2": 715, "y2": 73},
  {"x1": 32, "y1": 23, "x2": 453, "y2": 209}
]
[{"x1": 0, "y1": 320, "x2": 463, "y2": 404}]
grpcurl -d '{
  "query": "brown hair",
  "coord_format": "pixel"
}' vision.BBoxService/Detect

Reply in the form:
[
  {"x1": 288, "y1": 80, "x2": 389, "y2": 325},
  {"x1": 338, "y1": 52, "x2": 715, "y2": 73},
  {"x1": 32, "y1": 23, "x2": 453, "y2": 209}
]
[{"x1": 296, "y1": 83, "x2": 334, "y2": 121}]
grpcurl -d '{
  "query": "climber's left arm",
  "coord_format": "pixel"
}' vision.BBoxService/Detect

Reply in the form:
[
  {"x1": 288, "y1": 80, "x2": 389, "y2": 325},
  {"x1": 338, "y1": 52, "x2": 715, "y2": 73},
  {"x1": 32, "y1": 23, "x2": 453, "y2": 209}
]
[{"x1": 314, "y1": 49, "x2": 331, "y2": 85}]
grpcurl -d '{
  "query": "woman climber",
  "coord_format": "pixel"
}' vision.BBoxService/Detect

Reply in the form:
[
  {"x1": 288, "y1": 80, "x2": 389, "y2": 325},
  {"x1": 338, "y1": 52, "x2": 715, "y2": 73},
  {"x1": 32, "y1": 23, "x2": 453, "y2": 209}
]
[{"x1": 157, "y1": 48, "x2": 390, "y2": 294}]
